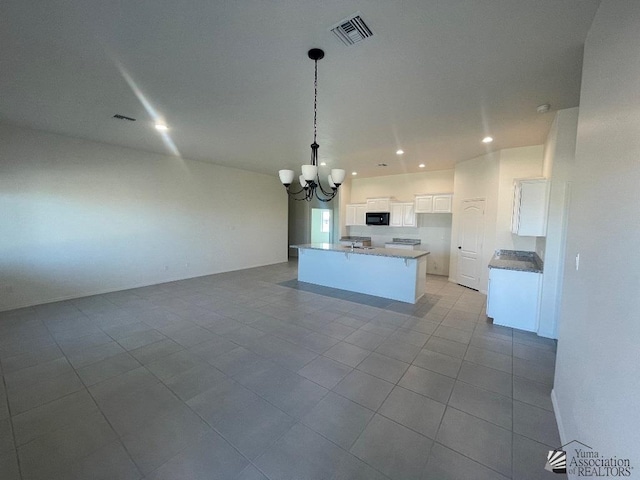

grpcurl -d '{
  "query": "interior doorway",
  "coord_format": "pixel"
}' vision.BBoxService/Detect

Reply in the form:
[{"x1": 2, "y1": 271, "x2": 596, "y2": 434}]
[
  {"x1": 457, "y1": 199, "x2": 485, "y2": 290},
  {"x1": 311, "y1": 208, "x2": 332, "y2": 244}
]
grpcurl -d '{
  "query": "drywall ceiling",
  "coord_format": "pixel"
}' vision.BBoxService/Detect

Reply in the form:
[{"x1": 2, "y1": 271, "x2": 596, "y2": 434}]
[{"x1": 0, "y1": 0, "x2": 600, "y2": 178}]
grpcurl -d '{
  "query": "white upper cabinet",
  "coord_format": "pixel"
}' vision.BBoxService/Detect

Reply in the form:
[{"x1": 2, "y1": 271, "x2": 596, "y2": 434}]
[
  {"x1": 511, "y1": 179, "x2": 550, "y2": 236},
  {"x1": 345, "y1": 204, "x2": 367, "y2": 226},
  {"x1": 432, "y1": 194, "x2": 453, "y2": 213},
  {"x1": 402, "y1": 203, "x2": 416, "y2": 226},
  {"x1": 414, "y1": 195, "x2": 433, "y2": 213},
  {"x1": 366, "y1": 197, "x2": 391, "y2": 212},
  {"x1": 389, "y1": 203, "x2": 404, "y2": 227},
  {"x1": 415, "y1": 194, "x2": 452, "y2": 213},
  {"x1": 390, "y1": 203, "x2": 416, "y2": 227}
]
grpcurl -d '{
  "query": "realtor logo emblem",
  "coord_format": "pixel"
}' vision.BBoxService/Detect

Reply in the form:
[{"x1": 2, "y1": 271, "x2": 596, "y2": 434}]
[{"x1": 546, "y1": 449, "x2": 567, "y2": 474}]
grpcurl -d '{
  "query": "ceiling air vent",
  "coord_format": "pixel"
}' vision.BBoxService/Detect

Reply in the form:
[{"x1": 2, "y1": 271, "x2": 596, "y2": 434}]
[{"x1": 330, "y1": 13, "x2": 373, "y2": 46}]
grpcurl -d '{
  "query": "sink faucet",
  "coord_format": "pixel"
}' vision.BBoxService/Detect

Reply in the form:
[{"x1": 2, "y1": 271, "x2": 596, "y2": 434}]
[{"x1": 351, "y1": 242, "x2": 356, "y2": 251}]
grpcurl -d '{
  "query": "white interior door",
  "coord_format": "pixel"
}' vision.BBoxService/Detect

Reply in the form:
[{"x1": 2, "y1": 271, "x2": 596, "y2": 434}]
[{"x1": 457, "y1": 199, "x2": 485, "y2": 290}]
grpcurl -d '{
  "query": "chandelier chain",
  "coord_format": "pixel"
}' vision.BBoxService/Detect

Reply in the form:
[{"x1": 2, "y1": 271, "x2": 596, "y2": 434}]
[{"x1": 313, "y1": 57, "x2": 318, "y2": 147}]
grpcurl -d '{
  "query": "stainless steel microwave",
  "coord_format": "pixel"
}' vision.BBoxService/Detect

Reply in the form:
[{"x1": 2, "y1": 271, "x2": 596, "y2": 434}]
[{"x1": 366, "y1": 212, "x2": 390, "y2": 226}]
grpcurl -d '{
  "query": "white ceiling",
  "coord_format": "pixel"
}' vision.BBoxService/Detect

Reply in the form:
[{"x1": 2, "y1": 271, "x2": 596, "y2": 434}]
[{"x1": 0, "y1": 0, "x2": 600, "y2": 178}]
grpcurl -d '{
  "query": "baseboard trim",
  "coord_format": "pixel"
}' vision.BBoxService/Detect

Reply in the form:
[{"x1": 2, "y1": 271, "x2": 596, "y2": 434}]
[
  {"x1": 551, "y1": 388, "x2": 566, "y2": 447},
  {"x1": 0, "y1": 258, "x2": 288, "y2": 312}
]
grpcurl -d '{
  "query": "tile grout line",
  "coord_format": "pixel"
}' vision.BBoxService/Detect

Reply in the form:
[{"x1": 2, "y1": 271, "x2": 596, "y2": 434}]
[{"x1": 2, "y1": 372, "x2": 24, "y2": 480}]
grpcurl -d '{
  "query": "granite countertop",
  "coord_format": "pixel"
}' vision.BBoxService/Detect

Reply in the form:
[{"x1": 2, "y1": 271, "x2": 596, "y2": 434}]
[
  {"x1": 339, "y1": 236, "x2": 372, "y2": 241},
  {"x1": 488, "y1": 250, "x2": 543, "y2": 273},
  {"x1": 386, "y1": 238, "x2": 421, "y2": 245},
  {"x1": 293, "y1": 243, "x2": 430, "y2": 259}
]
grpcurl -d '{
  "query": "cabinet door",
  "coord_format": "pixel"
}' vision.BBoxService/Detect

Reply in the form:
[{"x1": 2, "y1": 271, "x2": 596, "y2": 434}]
[
  {"x1": 367, "y1": 198, "x2": 391, "y2": 212},
  {"x1": 377, "y1": 198, "x2": 390, "y2": 212},
  {"x1": 355, "y1": 205, "x2": 367, "y2": 225},
  {"x1": 389, "y1": 203, "x2": 403, "y2": 227},
  {"x1": 345, "y1": 205, "x2": 357, "y2": 226},
  {"x1": 402, "y1": 203, "x2": 416, "y2": 227},
  {"x1": 414, "y1": 195, "x2": 433, "y2": 213},
  {"x1": 512, "y1": 180, "x2": 549, "y2": 236},
  {"x1": 488, "y1": 268, "x2": 541, "y2": 332},
  {"x1": 432, "y1": 195, "x2": 452, "y2": 213}
]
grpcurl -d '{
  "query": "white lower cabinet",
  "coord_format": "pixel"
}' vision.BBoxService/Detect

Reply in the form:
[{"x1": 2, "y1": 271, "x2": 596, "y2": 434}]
[
  {"x1": 390, "y1": 203, "x2": 416, "y2": 227},
  {"x1": 487, "y1": 268, "x2": 542, "y2": 332}
]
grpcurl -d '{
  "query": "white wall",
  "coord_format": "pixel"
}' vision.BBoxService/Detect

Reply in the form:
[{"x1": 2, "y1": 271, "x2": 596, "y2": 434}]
[
  {"x1": 537, "y1": 108, "x2": 579, "y2": 339},
  {"x1": 554, "y1": 1, "x2": 640, "y2": 467},
  {"x1": 0, "y1": 123, "x2": 288, "y2": 311},
  {"x1": 350, "y1": 169, "x2": 454, "y2": 203}
]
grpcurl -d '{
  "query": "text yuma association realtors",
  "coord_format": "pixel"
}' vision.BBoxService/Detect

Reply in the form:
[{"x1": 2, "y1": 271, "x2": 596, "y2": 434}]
[{"x1": 569, "y1": 448, "x2": 634, "y2": 477}]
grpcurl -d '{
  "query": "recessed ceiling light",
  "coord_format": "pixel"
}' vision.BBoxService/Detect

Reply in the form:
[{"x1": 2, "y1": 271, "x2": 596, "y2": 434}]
[
  {"x1": 155, "y1": 123, "x2": 169, "y2": 132},
  {"x1": 352, "y1": 171, "x2": 358, "y2": 176},
  {"x1": 396, "y1": 149, "x2": 404, "y2": 155},
  {"x1": 419, "y1": 164, "x2": 425, "y2": 168},
  {"x1": 320, "y1": 162, "x2": 327, "y2": 166},
  {"x1": 482, "y1": 136, "x2": 493, "y2": 143}
]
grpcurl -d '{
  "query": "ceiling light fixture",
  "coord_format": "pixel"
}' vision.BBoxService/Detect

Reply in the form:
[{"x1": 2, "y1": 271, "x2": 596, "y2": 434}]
[
  {"x1": 482, "y1": 136, "x2": 493, "y2": 143},
  {"x1": 419, "y1": 164, "x2": 425, "y2": 168},
  {"x1": 396, "y1": 149, "x2": 404, "y2": 155},
  {"x1": 278, "y1": 49, "x2": 345, "y2": 202},
  {"x1": 155, "y1": 123, "x2": 169, "y2": 132},
  {"x1": 352, "y1": 172, "x2": 358, "y2": 176}
]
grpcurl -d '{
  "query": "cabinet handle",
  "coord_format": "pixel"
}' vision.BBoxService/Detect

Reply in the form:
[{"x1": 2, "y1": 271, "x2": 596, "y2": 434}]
[{"x1": 458, "y1": 246, "x2": 462, "y2": 250}]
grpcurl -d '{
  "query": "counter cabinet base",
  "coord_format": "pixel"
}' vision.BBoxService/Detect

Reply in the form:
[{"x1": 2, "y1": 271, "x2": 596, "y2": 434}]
[{"x1": 297, "y1": 248, "x2": 426, "y2": 304}]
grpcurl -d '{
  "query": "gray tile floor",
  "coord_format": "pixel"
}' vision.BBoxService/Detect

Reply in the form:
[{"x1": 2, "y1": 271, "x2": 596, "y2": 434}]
[{"x1": 0, "y1": 261, "x2": 564, "y2": 480}]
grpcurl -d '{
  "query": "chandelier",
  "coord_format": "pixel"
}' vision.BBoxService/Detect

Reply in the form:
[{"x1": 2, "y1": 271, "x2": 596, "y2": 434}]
[{"x1": 278, "y1": 48, "x2": 345, "y2": 202}]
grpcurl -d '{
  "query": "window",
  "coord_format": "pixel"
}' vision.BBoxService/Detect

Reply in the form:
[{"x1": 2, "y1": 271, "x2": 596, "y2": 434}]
[{"x1": 321, "y1": 210, "x2": 331, "y2": 233}]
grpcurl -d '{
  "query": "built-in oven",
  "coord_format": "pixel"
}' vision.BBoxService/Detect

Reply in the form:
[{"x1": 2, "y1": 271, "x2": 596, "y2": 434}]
[{"x1": 365, "y1": 212, "x2": 390, "y2": 226}]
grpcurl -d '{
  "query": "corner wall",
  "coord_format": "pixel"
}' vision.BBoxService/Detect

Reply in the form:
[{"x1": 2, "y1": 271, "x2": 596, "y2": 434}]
[
  {"x1": 537, "y1": 108, "x2": 579, "y2": 338},
  {"x1": 554, "y1": 0, "x2": 640, "y2": 466},
  {"x1": 0, "y1": 123, "x2": 288, "y2": 311}
]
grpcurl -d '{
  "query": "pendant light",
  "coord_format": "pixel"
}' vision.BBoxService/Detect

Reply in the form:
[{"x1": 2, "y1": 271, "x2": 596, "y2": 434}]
[{"x1": 278, "y1": 48, "x2": 345, "y2": 202}]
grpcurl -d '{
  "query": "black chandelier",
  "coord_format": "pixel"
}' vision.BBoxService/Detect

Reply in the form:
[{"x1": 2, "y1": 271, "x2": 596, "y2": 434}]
[{"x1": 278, "y1": 48, "x2": 345, "y2": 202}]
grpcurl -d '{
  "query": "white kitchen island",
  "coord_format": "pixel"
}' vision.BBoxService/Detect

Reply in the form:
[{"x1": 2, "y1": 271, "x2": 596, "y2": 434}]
[{"x1": 293, "y1": 243, "x2": 429, "y2": 304}]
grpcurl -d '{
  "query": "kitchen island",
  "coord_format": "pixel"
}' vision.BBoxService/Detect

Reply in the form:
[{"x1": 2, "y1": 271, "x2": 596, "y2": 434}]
[{"x1": 293, "y1": 243, "x2": 429, "y2": 304}]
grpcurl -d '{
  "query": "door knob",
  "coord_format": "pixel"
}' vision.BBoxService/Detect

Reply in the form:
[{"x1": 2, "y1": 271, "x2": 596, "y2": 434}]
[{"x1": 458, "y1": 246, "x2": 462, "y2": 249}]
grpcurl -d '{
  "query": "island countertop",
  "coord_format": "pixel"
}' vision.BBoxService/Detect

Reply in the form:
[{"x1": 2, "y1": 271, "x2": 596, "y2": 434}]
[{"x1": 292, "y1": 243, "x2": 430, "y2": 259}]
